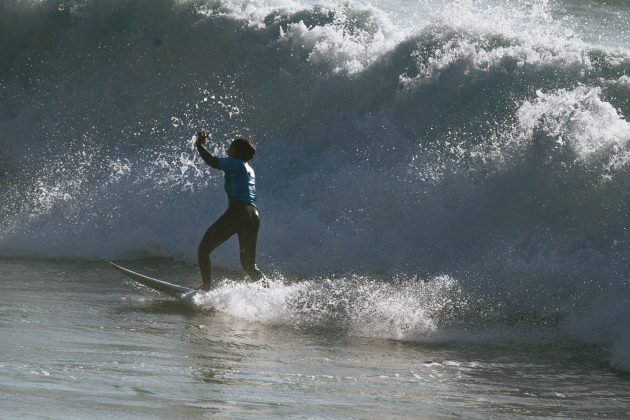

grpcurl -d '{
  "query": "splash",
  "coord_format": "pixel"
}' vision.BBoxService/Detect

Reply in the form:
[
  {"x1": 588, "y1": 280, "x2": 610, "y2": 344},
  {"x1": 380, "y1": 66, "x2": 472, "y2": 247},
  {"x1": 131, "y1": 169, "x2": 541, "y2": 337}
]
[
  {"x1": 1, "y1": 0, "x2": 630, "y2": 371},
  {"x1": 192, "y1": 274, "x2": 465, "y2": 340}
]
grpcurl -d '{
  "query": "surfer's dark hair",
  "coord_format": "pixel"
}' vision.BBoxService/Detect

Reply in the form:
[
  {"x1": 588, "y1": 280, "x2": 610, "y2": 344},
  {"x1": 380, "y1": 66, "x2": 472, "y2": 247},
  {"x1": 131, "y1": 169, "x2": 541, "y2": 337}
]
[{"x1": 232, "y1": 137, "x2": 256, "y2": 161}]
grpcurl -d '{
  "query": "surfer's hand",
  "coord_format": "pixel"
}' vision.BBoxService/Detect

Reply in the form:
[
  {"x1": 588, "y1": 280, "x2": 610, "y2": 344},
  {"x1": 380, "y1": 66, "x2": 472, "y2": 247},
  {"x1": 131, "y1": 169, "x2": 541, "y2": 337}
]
[{"x1": 195, "y1": 131, "x2": 208, "y2": 147}]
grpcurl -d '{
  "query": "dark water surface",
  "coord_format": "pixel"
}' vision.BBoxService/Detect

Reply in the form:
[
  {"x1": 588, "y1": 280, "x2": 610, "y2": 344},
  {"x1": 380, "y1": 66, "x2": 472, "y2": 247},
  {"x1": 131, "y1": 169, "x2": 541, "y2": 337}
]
[{"x1": 1, "y1": 259, "x2": 629, "y2": 419}]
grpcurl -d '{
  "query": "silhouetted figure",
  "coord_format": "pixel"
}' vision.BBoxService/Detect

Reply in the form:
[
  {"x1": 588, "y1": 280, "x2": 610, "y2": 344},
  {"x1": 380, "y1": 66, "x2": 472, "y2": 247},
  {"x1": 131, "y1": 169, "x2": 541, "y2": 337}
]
[{"x1": 194, "y1": 131, "x2": 266, "y2": 290}]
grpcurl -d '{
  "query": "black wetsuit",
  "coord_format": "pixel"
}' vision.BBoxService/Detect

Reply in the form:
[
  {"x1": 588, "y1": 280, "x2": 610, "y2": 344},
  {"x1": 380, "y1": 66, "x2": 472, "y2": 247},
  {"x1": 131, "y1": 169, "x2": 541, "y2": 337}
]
[
  {"x1": 195, "y1": 145, "x2": 265, "y2": 285},
  {"x1": 198, "y1": 201, "x2": 264, "y2": 283}
]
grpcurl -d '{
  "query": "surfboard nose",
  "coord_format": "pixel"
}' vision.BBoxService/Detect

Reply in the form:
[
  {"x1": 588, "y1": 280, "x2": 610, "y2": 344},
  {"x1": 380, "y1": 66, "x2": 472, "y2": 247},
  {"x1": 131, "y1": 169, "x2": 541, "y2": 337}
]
[{"x1": 109, "y1": 261, "x2": 194, "y2": 297}]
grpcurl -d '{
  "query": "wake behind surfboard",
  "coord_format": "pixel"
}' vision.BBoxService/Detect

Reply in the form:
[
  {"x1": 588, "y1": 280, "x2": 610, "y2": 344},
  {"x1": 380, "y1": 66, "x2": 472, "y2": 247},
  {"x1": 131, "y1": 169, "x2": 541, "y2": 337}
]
[{"x1": 109, "y1": 261, "x2": 195, "y2": 297}]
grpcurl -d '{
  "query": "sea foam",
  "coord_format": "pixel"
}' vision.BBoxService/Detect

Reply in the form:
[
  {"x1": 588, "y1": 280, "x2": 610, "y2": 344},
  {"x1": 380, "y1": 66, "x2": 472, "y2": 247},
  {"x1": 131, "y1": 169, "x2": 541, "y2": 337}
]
[{"x1": 1, "y1": 0, "x2": 630, "y2": 370}]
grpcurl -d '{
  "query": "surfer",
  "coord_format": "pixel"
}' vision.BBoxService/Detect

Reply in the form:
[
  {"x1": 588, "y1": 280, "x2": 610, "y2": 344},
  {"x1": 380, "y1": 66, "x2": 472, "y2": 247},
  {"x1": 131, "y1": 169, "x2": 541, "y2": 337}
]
[{"x1": 194, "y1": 131, "x2": 266, "y2": 290}]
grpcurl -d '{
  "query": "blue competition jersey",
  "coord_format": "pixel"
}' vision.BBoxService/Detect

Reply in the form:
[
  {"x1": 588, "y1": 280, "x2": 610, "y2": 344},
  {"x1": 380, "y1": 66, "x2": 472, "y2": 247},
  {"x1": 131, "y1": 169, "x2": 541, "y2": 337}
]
[{"x1": 217, "y1": 157, "x2": 256, "y2": 206}]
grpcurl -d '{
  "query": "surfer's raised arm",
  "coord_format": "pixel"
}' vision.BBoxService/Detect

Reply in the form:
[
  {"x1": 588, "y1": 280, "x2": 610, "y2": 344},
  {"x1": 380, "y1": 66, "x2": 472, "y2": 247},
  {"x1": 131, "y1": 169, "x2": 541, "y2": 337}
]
[{"x1": 195, "y1": 131, "x2": 219, "y2": 168}]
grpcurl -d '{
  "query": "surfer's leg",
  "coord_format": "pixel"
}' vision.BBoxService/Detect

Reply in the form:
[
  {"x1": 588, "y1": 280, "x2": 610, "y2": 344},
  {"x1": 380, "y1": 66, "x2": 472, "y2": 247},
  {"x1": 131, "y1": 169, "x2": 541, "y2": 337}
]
[
  {"x1": 237, "y1": 205, "x2": 265, "y2": 282},
  {"x1": 198, "y1": 210, "x2": 237, "y2": 287}
]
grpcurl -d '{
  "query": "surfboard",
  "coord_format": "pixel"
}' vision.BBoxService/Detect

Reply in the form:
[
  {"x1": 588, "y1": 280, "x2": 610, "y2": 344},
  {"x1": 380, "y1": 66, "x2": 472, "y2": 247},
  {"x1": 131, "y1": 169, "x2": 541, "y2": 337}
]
[{"x1": 109, "y1": 261, "x2": 195, "y2": 297}]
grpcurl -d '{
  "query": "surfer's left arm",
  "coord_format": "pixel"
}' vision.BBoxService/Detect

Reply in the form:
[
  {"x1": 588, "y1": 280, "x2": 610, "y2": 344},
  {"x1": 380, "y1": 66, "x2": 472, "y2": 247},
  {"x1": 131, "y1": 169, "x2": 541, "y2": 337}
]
[{"x1": 195, "y1": 131, "x2": 219, "y2": 168}]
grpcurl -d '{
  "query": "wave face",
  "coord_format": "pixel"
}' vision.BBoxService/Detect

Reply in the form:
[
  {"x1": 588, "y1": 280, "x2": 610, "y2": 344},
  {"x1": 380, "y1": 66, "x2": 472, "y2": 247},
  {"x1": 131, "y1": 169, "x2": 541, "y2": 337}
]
[{"x1": 1, "y1": 0, "x2": 630, "y2": 369}]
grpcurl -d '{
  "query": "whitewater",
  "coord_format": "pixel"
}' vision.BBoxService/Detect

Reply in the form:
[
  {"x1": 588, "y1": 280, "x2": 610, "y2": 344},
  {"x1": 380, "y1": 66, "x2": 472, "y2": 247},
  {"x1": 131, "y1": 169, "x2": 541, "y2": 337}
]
[{"x1": 1, "y1": 0, "x2": 630, "y2": 417}]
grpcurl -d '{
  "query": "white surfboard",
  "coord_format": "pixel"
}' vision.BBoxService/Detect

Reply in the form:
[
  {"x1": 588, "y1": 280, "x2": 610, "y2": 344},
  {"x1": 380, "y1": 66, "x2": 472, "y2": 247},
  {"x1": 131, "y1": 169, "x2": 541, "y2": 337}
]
[{"x1": 110, "y1": 261, "x2": 195, "y2": 297}]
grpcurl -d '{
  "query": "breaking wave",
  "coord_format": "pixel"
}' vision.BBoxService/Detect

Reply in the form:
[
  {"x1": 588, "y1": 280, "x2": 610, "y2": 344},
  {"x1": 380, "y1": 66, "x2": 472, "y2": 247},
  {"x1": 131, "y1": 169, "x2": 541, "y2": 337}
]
[{"x1": 1, "y1": 0, "x2": 630, "y2": 371}]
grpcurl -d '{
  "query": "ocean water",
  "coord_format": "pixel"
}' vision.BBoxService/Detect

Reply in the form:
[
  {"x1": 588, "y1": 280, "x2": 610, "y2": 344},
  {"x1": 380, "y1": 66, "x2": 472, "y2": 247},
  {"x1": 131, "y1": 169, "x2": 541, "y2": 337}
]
[
  {"x1": 1, "y1": 0, "x2": 630, "y2": 417},
  {"x1": 2, "y1": 258, "x2": 630, "y2": 418}
]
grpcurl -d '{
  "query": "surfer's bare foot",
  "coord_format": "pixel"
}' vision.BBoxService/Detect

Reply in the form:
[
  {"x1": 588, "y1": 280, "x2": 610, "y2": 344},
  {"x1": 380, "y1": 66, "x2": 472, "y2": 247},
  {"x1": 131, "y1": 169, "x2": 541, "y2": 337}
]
[
  {"x1": 260, "y1": 277, "x2": 269, "y2": 288},
  {"x1": 196, "y1": 283, "x2": 211, "y2": 291}
]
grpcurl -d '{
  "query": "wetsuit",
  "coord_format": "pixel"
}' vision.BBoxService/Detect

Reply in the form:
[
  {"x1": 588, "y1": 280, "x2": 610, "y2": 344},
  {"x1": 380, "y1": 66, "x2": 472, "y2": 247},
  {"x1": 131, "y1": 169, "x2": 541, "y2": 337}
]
[{"x1": 197, "y1": 155, "x2": 264, "y2": 284}]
